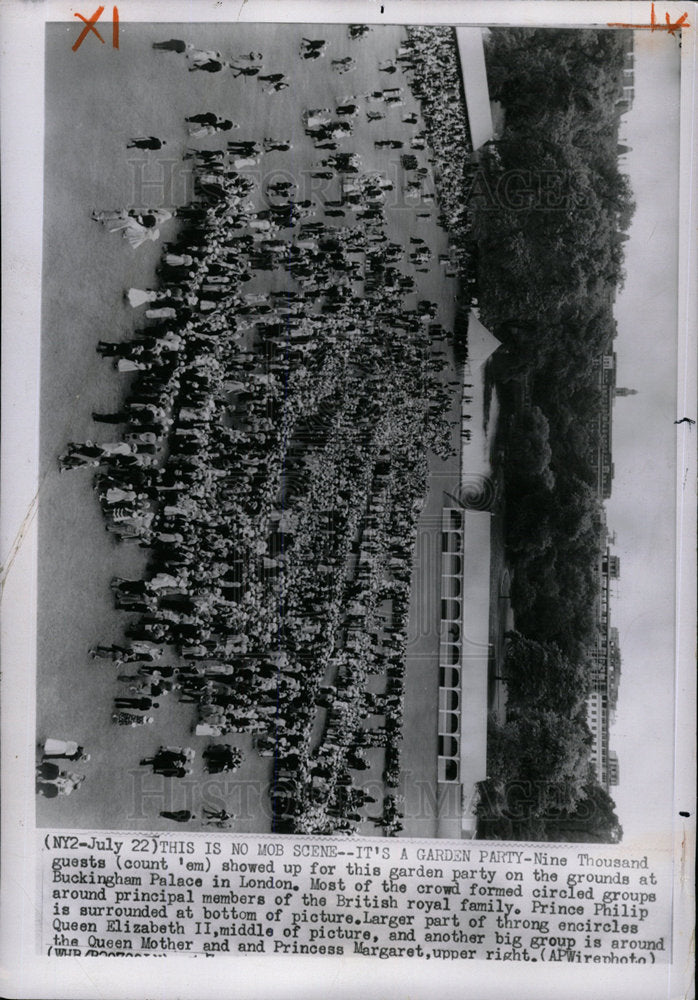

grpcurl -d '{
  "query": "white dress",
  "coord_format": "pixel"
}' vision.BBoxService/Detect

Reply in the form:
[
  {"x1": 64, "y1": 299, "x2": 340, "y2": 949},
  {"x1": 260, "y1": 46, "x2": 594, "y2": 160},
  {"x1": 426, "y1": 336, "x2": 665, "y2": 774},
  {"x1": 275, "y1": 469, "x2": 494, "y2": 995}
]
[
  {"x1": 164, "y1": 253, "x2": 193, "y2": 267},
  {"x1": 104, "y1": 488, "x2": 136, "y2": 503},
  {"x1": 187, "y1": 48, "x2": 221, "y2": 64},
  {"x1": 126, "y1": 288, "x2": 157, "y2": 308},
  {"x1": 44, "y1": 738, "x2": 78, "y2": 756},
  {"x1": 188, "y1": 124, "x2": 217, "y2": 138},
  {"x1": 145, "y1": 306, "x2": 177, "y2": 320},
  {"x1": 123, "y1": 223, "x2": 160, "y2": 249},
  {"x1": 117, "y1": 358, "x2": 147, "y2": 372},
  {"x1": 195, "y1": 723, "x2": 223, "y2": 736}
]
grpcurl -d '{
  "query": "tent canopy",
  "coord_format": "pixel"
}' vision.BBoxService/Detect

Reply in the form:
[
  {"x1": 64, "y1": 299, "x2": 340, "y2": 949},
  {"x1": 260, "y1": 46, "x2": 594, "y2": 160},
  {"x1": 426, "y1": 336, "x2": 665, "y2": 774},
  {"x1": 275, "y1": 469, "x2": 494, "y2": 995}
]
[
  {"x1": 456, "y1": 27, "x2": 495, "y2": 150},
  {"x1": 467, "y1": 311, "x2": 501, "y2": 368}
]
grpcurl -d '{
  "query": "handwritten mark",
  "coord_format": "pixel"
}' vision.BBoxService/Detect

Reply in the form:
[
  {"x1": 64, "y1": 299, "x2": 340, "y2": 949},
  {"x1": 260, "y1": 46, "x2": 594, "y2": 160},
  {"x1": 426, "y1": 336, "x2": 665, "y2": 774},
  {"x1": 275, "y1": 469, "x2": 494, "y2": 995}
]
[
  {"x1": 72, "y1": 6, "x2": 105, "y2": 50},
  {"x1": 72, "y1": 6, "x2": 119, "y2": 51},
  {"x1": 0, "y1": 489, "x2": 38, "y2": 598},
  {"x1": 608, "y1": 2, "x2": 689, "y2": 33}
]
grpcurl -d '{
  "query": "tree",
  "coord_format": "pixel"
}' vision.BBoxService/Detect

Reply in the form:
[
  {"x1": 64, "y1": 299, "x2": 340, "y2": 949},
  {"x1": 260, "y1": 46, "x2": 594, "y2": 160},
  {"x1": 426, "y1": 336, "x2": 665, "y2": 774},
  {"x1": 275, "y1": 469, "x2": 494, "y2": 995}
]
[
  {"x1": 487, "y1": 707, "x2": 593, "y2": 816},
  {"x1": 506, "y1": 404, "x2": 555, "y2": 488},
  {"x1": 477, "y1": 26, "x2": 632, "y2": 840},
  {"x1": 505, "y1": 488, "x2": 555, "y2": 558},
  {"x1": 476, "y1": 26, "x2": 632, "y2": 336},
  {"x1": 542, "y1": 780, "x2": 624, "y2": 842},
  {"x1": 503, "y1": 630, "x2": 591, "y2": 714}
]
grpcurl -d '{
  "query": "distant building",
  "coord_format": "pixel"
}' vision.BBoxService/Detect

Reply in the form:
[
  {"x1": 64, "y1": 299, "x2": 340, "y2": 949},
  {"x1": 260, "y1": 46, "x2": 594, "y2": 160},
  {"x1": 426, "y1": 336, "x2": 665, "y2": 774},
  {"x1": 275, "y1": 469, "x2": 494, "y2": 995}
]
[
  {"x1": 617, "y1": 33, "x2": 635, "y2": 109},
  {"x1": 586, "y1": 541, "x2": 622, "y2": 789},
  {"x1": 588, "y1": 353, "x2": 637, "y2": 499},
  {"x1": 584, "y1": 351, "x2": 631, "y2": 789}
]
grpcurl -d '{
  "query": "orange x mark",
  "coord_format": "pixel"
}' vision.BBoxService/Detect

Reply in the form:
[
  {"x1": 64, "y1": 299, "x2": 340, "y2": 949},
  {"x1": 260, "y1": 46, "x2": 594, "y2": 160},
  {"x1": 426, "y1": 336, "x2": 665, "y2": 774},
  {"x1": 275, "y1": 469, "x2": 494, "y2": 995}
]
[
  {"x1": 663, "y1": 9, "x2": 689, "y2": 34},
  {"x1": 608, "y1": 2, "x2": 690, "y2": 32},
  {"x1": 72, "y1": 5, "x2": 106, "y2": 51}
]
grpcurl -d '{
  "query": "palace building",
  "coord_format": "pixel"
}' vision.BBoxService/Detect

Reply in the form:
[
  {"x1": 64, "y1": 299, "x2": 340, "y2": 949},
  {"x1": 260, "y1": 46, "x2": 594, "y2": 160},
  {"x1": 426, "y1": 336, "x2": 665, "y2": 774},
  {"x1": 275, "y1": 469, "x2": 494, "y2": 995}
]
[
  {"x1": 586, "y1": 542, "x2": 622, "y2": 789},
  {"x1": 589, "y1": 352, "x2": 637, "y2": 499},
  {"x1": 583, "y1": 353, "x2": 634, "y2": 789}
]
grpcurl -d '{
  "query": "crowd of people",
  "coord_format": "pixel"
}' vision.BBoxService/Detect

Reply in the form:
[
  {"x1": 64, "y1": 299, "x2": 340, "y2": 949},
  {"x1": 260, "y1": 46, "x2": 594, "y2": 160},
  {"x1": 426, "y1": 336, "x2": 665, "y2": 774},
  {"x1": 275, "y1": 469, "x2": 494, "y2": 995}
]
[
  {"x1": 55, "y1": 26, "x2": 475, "y2": 834},
  {"x1": 404, "y1": 26, "x2": 478, "y2": 288}
]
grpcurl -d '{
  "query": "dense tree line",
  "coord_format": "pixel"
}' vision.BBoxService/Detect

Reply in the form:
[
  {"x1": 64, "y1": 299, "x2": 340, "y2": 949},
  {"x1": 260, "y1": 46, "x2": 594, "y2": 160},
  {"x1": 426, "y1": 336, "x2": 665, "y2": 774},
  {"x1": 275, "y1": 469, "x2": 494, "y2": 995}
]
[{"x1": 472, "y1": 29, "x2": 632, "y2": 840}]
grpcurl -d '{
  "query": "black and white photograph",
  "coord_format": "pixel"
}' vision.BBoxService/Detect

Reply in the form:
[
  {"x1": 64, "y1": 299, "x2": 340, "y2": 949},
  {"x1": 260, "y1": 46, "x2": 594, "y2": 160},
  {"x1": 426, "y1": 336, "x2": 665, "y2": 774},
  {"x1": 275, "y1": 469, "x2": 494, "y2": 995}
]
[
  {"x1": 27, "y1": 15, "x2": 686, "y2": 843},
  {"x1": 1, "y1": 2, "x2": 695, "y2": 995}
]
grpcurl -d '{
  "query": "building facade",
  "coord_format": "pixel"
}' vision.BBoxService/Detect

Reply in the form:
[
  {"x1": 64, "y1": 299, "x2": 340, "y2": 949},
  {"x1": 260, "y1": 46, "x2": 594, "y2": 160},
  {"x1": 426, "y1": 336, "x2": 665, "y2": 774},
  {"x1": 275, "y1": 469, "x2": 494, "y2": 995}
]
[
  {"x1": 585, "y1": 542, "x2": 622, "y2": 789},
  {"x1": 588, "y1": 352, "x2": 637, "y2": 499},
  {"x1": 436, "y1": 506, "x2": 491, "y2": 837}
]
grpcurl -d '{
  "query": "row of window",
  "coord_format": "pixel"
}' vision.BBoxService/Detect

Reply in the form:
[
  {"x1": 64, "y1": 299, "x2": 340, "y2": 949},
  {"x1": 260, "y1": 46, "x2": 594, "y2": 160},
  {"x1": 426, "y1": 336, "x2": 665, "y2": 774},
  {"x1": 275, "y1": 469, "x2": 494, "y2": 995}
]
[{"x1": 438, "y1": 515, "x2": 465, "y2": 784}]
